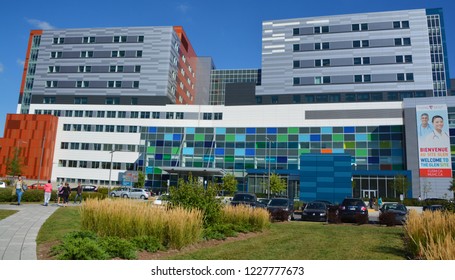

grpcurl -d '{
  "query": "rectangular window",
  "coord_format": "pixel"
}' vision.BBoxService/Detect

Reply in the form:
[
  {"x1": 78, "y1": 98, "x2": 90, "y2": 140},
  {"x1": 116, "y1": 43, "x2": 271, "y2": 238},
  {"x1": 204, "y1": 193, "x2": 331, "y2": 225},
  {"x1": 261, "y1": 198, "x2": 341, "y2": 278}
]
[
  {"x1": 403, "y1": 38, "x2": 411, "y2": 46},
  {"x1": 352, "y1": 24, "x2": 360, "y2": 31},
  {"x1": 314, "y1": 43, "x2": 321, "y2": 50},
  {"x1": 271, "y1": 96, "x2": 279, "y2": 104},
  {"x1": 362, "y1": 40, "x2": 369, "y2": 47},
  {"x1": 176, "y1": 112, "x2": 184, "y2": 119},
  {"x1": 393, "y1": 21, "x2": 401, "y2": 29},
  {"x1": 293, "y1": 28, "x2": 300, "y2": 36},
  {"x1": 116, "y1": 126, "x2": 125, "y2": 133},
  {"x1": 405, "y1": 55, "x2": 412, "y2": 63},
  {"x1": 68, "y1": 160, "x2": 78, "y2": 168},
  {"x1": 136, "y1": 51, "x2": 142, "y2": 57},
  {"x1": 152, "y1": 112, "x2": 160, "y2": 119},
  {"x1": 363, "y1": 75, "x2": 371, "y2": 82},
  {"x1": 315, "y1": 60, "x2": 322, "y2": 67},
  {"x1": 166, "y1": 112, "x2": 174, "y2": 119},
  {"x1": 406, "y1": 73, "x2": 414, "y2": 81},
  {"x1": 394, "y1": 38, "x2": 402, "y2": 46},
  {"x1": 74, "y1": 97, "x2": 87, "y2": 104},
  {"x1": 134, "y1": 65, "x2": 141, "y2": 72},
  {"x1": 140, "y1": 112, "x2": 150, "y2": 119},
  {"x1": 293, "y1": 44, "x2": 300, "y2": 52},
  {"x1": 138, "y1": 36, "x2": 144, "y2": 42},
  {"x1": 323, "y1": 76, "x2": 331, "y2": 84},
  {"x1": 130, "y1": 111, "x2": 139, "y2": 118},
  {"x1": 106, "y1": 111, "x2": 116, "y2": 118},
  {"x1": 402, "y1": 21, "x2": 409, "y2": 28},
  {"x1": 314, "y1": 26, "x2": 320, "y2": 34},
  {"x1": 65, "y1": 111, "x2": 73, "y2": 117},
  {"x1": 321, "y1": 26, "x2": 329, "y2": 33},
  {"x1": 202, "y1": 113, "x2": 212, "y2": 120},
  {"x1": 84, "y1": 111, "x2": 93, "y2": 118},
  {"x1": 397, "y1": 73, "x2": 405, "y2": 81},
  {"x1": 74, "y1": 110, "x2": 83, "y2": 117},
  {"x1": 293, "y1": 60, "x2": 300, "y2": 68},
  {"x1": 133, "y1": 81, "x2": 139, "y2": 88},
  {"x1": 105, "y1": 125, "x2": 115, "y2": 132},
  {"x1": 363, "y1": 57, "x2": 370, "y2": 65},
  {"x1": 361, "y1": 23, "x2": 368, "y2": 30},
  {"x1": 129, "y1": 126, "x2": 138, "y2": 133},
  {"x1": 354, "y1": 57, "x2": 361, "y2": 65},
  {"x1": 95, "y1": 125, "x2": 103, "y2": 132},
  {"x1": 354, "y1": 75, "x2": 362, "y2": 83},
  {"x1": 353, "y1": 41, "x2": 361, "y2": 48},
  {"x1": 83, "y1": 124, "x2": 91, "y2": 131},
  {"x1": 322, "y1": 59, "x2": 330, "y2": 66},
  {"x1": 131, "y1": 97, "x2": 138, "y2": 105},
  {"x1": 322, "y1": 42, "x2": 329, "y2": 49},
  {"x1": 97, "y1": 111, "x2": 105, "y2": 118},
  {"x1": 118, "y1": 111, "x2": 126, "y2": 118},
  {"x1": 61, "y1": 142, "x2": 69, "y2": 149},
  {"x1": 293, "y1": 95, "x2": 301, "y2": 104},
  {"x1": 81, "y1": 143, "x2": 90, "y2": 150},
  {"x1": 59, "y1": 160, "x2": 67, "y2": 167},
  {"x1": 214, "y1": 112, "x2": 223, "y2": 120},
  {"x1": 396, "y1": 56, "x2": 404, "y2": 63},
  {"x1": 93, "y1": 144, "x2": 101, "y2": 151},
  {"x1": 70, "y1": 143, "x2": 80, "y2": 150},
  {"x1": 314, "y1": 77, "x2": 322, "y2": 84},
  {"x1": 293, "y1": 77, "x2": 300, "y2": 85},
  {"x1": 43, "y1": 97, "x2": 55, "y2": 104},
  {"x1": 83, "y1": 36, "x2": 95, "y2": 43}
]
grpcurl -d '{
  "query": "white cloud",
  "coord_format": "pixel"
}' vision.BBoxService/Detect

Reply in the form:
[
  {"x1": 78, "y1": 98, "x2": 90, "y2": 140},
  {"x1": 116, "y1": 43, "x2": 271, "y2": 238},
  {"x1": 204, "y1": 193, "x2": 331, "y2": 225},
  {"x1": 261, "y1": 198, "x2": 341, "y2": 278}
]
[
  {"x1": 0, "y1": 63, "x2": 4, "y2": 73},
  {"x1": 26, "y1": 18, "x2": 55, "y2": 29},
  {"x1": 177, "y1": 3, "x2": 189, "y2": 14},
  {"x1": 17, "y1": 59, "x2": 24, "y2": 67}
]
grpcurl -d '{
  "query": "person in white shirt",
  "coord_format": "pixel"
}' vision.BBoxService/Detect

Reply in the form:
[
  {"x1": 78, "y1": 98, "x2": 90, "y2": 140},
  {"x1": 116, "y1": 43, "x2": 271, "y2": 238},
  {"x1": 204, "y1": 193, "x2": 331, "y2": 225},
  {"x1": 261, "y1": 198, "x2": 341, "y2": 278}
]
[
  {"x1": 418, "y1": 113, "x2": 433, "y2": 138},
  {"x1": 422, "y1": 115, "x2": 450, "y2": 148}
]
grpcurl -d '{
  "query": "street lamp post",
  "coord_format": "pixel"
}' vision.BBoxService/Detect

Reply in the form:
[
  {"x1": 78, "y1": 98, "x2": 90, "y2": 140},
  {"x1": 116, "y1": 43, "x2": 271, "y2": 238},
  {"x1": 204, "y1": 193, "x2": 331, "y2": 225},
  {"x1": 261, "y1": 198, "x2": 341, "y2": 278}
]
[
  {"x1": 108, "y1": 150, "x2": 115, "y2": 197},
  {"x1": 266, "y1": 137, "x2": 273, "y2": 199}
]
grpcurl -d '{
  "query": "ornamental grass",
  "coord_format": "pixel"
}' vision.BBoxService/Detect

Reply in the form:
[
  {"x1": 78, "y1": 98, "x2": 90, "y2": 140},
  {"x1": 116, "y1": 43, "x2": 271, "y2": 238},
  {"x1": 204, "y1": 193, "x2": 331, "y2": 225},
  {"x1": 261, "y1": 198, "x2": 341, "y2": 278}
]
[
  {"x1": 404, "y1": 210, "x2": 455, "y2": 259},
  {"x1": 222, "y1": 204, "x2": 271, "y2": 231},
  {"x1": 80, "y1": 199, "x2": 203, "y2": 249}
]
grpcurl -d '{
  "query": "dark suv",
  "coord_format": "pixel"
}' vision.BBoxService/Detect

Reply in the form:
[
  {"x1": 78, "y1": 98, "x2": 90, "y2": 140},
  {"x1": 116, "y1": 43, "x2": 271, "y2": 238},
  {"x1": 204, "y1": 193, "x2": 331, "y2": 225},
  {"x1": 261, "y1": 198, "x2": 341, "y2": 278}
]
[
  {"x1": 230, "y1": 192, "x2": 263, "y2": 207},
  {"x1": 338, "y1": 198, "x2": 369, "y2": 223}
]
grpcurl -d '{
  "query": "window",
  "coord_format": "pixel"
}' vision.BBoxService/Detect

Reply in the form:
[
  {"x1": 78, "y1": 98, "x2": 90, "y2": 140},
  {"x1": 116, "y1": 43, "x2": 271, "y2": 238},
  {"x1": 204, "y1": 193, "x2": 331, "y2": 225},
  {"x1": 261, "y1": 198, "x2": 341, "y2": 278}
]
[
  {"x1": 403, "y1": 38, "x2": 411, "y2": 46},
  {"x1": 110, "y1": 65, "x2": 124, "y2": 73},
  {"x1": 354, "y1": 75, "x2": 363, "y2": 83},
  {"x1": 322, "y1": 42, "x2": 329, "y2": 49},
  {"x1": 397, "y1": 73, "x2": 405, "y2": 81},
  {"x1": 78, "y1": 66, "x2": 91, "y2": 73},
  {"x1": 92, "y1": 161, "x2": 100, "y2": 168},
  {"x1": 354, "y1": 57, "x2": 362, "y2": 65},
  {"x1": 70, "y1": 143, "x2": 80, "y2": 150},
  {"x1": 405, "y1": 55, "x2": 413, "y2": 63},
  {"x1": 95, "y1": 125, "x2": 103, "y2": 132},
  {"x1": 81, "y1": 143, "x2": 90, "y2": 150},
  {"x1": 352, "y1": 24, "x2": 360, "y2": 31},
  {"x1": 74, "y1": 110, "x2": 83, "y2": 117},
  {"x1": 83, "y1": 36, "x2": 95, "y2": 43},
  {"x1": 321, "y1": 26, "x2": 329, "y2": 33},
  {"x1": 130, "y1": 111, "x2": 139, "y2": 118},
  {"x1": 46, "y1": 81, "x2": 58, "y2": 88},
  {"x1": 111, "y1": 51, "x2": 125, "y2": 57},
  {"x1": 79, "y1": 161, "x2": 88, "y2": 168},
  {"x1": 363, "y1": 75, "x2": 371, "y2": 82},
  {"x1": 293, "y1": 44, "x2": 300, "y2": 52},
  {"x1": 61, "y1": 142, "x2": 69, "y2": 149},
  {"x1": 293, "y1": 95, "x2": 301, "y2": 104},
  {"x1": 361, "y1": 23, "x2": 368, "y2": 30},
  {"x1": 293, "y1": 28, "x2": 300, "y2": 36},
  {"x1": 293, "y1": 60, "x2": 300, "y2": 68},
  {"x1": 43, "y1": 97, "x2": 55, "y2": 104},
  {"x1": 140, "y1": 112, "x2": 150, "y2": 119},
  {"x1": 118, "y1": 111, "x2": 126, "y2": 118},
  {"x1": 176, "y1": 112, "x2": 184, "y2": 119},
  {"x1": 50, "y1": 52, "x2": 62, "y2": 58},
  {"x1": 315, "y1": 60, "x2": 321, "y2": 67},
  {"x1": 53, "y1": 37, "x2": 64, "y2": 44},
  {"x1": 314, "y1": 77, "x2": 322, "y2": 84},
  {"x1": 74, "y1": 97, "x2": 87, "y2": 104},
  {"x1": 76, "y1": 81, "x2": 89, "y2": 88},
  {"x1": 396, "y1": 56, "x2": 404, "y2": 63},
  {"x1": 152, "y1": 112, "x2": 160, "y2": 119},
  {"x1": 80, "y1": 51, "x2": 93, "y2": 58},
  {"x1": 105, "y1": 98, "x2": 119, "y2": 105},
  {"x1": 402, "y1": 21, "x2": 409, "y2": 28},
  {"x1": 48, "y1": 66, "x2": 60, "y2": 73},
  {"x1": 323, "y1": 59, "x2": 330, "y2": 66},
  {"x1": 363, "y1": 57, "x2": 370, "y2": 65},
  {"x1": 116, "y1": 126, "x2": 125, "y2": 133},
  {"x1": 136, "y1": 51, "x2": 142, "y2": 57},
  {"x1": 65, "y1": 111, "x2": 73, "y2": 117},
  {"x1": 353, "y1": 41, "x2": 361, "y2": 48},
  {"x1": 393, "y1": 21, "x2": 401, "y2": 29},
  {"x1": 362, "y1": 40, "x2": 369, "y2": 47},
  {"x1": 323, "y1": 76, "x2": 331, "y2": 84},
  {"x1": 129, "y1": 126, "x2": 138, "y2": 133},
  {"x1": 105, "y1": 125, "x2": 115, "y2": 132},
  {"x1": 406, "y1": 73, "x2": 414, "y2": 81},
  {"x1": 314, "y1": 26, "x2": 320, "y2": 34},
  {"x1": 59, "y1": 160, "x2": 67, "y2": 167},
  {"x1": 271, "y1": 96, "x2": 279, "y2": 104},
  {"x1": 107, "y1": 81, "x2": 122, "y2": 88},
  {"x1": 166, "y1": 112, "x2": 174, "y2": 119},
  {"x1": 83, "y1": 124, "x2": 91, "y2": 131},
  {"x1": 68, "y1": 160, "x2": 78, "y2": 168},
  {"x1": 203, "y1": 113, "x2": 212, "y2": 120},
  {"x1": 106, "y1": 111, "x2": 116, "y2": 118},
  {"x1": 394, "y1": 38, "x2": 402, "y2": 46},
  {"x1": 133, "y1": 81, "x2": 139, "y2": 88},
  {"x1": 84, "y1": 111, "x2": 93, "y2": 118},
  {"x1": 131, "y1": 98, "x2": 138, "y2": 105},
  {"x1": 93, "y1": 144, "x2": 102, "y2": 151},
  {"x1": 214, "y1": 113, "x2": 223, "y2": 120},
  {"x1": 137, "y1": 36, "x2": 144, "y2": 42},
  {"x1": 113, "y1": 36, "x2": 127, "y2": 43},
  {"x1": 97, "y1": 111, "x2": 105, "y2": 118},
  {"x1": 134, "y1": 65, "x2": 141, "y2": 72}
]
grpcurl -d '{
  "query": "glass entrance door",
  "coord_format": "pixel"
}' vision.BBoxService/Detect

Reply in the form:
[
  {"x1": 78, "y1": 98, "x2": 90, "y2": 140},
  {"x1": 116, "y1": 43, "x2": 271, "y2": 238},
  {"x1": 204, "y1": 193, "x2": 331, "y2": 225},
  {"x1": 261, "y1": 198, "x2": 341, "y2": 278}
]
[{"x1": 362, "y1": 190, "x2": 377, "y2": 199}]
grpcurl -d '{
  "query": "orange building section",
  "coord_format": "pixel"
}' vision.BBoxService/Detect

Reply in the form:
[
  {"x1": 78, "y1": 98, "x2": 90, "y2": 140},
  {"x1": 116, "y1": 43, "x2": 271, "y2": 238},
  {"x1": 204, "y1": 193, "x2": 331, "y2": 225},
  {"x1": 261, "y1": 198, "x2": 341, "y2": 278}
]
[
  {"x1": 0, "y1": 114, "x2": 58, "y2": 182},
  {"x1": 173, "y1": 26, "x2": 197, "y2": 105},
  {"x1": 19, "y1": 30, "x2": 43, "y2": 98}
]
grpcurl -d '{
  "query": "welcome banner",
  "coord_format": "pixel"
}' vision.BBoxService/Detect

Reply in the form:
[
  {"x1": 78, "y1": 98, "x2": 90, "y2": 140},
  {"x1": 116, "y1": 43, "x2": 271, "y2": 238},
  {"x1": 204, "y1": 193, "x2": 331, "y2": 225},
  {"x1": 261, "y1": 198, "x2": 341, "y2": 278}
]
[{"x1": 416, "y1": 104, "x2": 452, "y2": 177}]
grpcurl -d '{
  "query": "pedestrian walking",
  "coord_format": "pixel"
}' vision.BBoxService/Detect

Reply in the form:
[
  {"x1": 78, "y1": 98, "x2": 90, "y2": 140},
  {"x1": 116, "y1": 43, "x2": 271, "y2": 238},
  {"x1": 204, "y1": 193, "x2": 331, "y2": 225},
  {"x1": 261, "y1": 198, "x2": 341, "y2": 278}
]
[
  {"x1": 43, "y1": 180, "x2": 53, "y2": 206},
  {"x1": 14, "y1": 176, "x2": 26, "y2": 205},
  {"x1": 62, "y1": 183, "x2": 71, "y2": 207},
  {"x1": 57, "y1": 182, "x2": 64, "y2": 206},
  {"x1": 74, "y1": 182, "x2": 83, "y2": 204}
]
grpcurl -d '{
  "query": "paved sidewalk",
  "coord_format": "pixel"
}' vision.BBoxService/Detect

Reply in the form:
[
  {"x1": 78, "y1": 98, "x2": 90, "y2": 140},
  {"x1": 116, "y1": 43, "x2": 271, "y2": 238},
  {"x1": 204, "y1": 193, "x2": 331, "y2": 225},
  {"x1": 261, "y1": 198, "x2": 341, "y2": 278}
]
[{"x1": 0, "y1": 203, "x2": 59, "y2": 260}]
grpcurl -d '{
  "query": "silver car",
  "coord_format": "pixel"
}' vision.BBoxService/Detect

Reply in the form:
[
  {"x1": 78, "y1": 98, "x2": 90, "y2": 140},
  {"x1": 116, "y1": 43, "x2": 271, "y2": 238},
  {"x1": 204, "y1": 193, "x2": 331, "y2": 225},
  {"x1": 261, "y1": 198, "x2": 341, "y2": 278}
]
[{"x1": 110, "y1": 188, "x2": 150, "y2": 200}]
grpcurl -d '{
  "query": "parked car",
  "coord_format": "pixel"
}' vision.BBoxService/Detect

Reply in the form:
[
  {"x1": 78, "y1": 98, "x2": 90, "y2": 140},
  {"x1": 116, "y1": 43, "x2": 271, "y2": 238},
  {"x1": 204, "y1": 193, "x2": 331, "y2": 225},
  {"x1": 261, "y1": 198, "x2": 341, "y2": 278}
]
[
  {"x1": 70, "y1": 184, "x2": 98, "y2": 192},
  {"x1": 110, "y1": 187, "x2": 150, "y2": 200},
  {"x1": 230, "y1": 192, "x2": 263, "y2": 207},
  {"x1": 267, "y1": 197, "x2": 294, "y2": 221},
  {"x1": 302, "y1": 201, "x2": 328, "y2": 222},
  {"x1": 257, "y1": 198, "x2": 271, "y2": 207},
  {"x1": 312, "y1": 200, "x2": 334, "y2": 206},
  {"x1": 338, "y1": 198, "x2": 369, "y2": 223},
  {"x1": 379, "y1": 202, "x2": 408, "y2": 225},
  {"x1": 153, "y1": 194, "x2": 170, "y2": 205},
  {"x1": 27, "y1": 183, "x2": 46, "y2": 190},
  {"x1": 0, "y1": 181, "x2": 6, "y2": 188},
  {"x1": 422, "y1": 198, "x2": 449, "y2": 211}
]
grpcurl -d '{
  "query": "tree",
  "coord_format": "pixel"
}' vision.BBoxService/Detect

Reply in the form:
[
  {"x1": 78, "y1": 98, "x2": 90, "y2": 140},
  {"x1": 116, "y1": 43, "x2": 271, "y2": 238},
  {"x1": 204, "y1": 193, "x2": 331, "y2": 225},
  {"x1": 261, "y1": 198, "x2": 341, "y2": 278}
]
[
  {"x1": 391, "y1": 175, "x2": 411, "y2": 198},
  {"x1": 133, "y1": 171, "x2": 145, "y2": 188},
  {"x1": 270, "y1": 173, "x2": 287, "y2": 195},
  {"x1": 422, "y1": 179, "x2": 432, "y2": 199},
  {"x1": 6, "y1": 147, "x2": 24, "y2": 177},
  {"x1": 448, "y1": 177, "x2": 455, "y2": 197},
  {"x1": 221, "y1": 173, "x2": 238, "y2": 195}
]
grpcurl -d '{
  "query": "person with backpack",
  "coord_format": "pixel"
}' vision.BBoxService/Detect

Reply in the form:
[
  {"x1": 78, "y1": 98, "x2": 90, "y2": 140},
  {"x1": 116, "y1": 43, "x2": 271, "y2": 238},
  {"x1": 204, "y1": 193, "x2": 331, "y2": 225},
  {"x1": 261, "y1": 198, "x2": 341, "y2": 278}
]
[
  {"x1": 57, "y1": 182, "x2": 64, "y2": 206},
  {"x1": 74, "y1": 182, "x2": 83, "y2": 204},
  {"x1": 15, "y1": 176, "x2": 27, "y2": 205},
  {"x1": 43, "y1": 180, "x2": 53, "y2": 206}
]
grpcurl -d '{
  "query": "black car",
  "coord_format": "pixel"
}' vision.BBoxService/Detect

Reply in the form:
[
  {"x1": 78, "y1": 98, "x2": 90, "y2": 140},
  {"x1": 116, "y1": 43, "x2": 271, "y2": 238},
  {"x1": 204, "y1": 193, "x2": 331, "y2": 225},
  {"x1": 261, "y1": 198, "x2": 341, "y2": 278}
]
[
  {"x1": 230, "y1": 193, "x2": 263, "y2": 207},
  {"x1": 422, "y1": 198, "x2": 449, "y2": 211},
  {"x1": 267, "y1": 198, "x2": 294, "y2": 221},
  {"x1": 338, "y1": 198, "x2": 369, "y2": 223},
  {"x1": 301, "y1": 201, "x2": 328, "y2": 222},
  {"x1": 70, "y1": 184, "x2": 98, "y2": 192},
  {"x1": 379, "y1": 203, "x2": 408, "y2": 225}
]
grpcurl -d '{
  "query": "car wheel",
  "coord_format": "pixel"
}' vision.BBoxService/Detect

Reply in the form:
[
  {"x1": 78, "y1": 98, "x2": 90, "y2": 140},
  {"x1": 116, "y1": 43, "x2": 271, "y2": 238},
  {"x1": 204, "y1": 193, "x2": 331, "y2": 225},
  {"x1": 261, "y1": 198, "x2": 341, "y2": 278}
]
[
  {"x1": 111, "y1": 193, "x2": 116, "y2": 197},
  {"x1": 287, "y1": 214, "x2": 292, "y2": 222},
  {"x1": 122, "y1": 194, "x2": 128, "y2": 198},
  {"x1": 140, "y1": 195, "x2": 145, "y2": 199}
]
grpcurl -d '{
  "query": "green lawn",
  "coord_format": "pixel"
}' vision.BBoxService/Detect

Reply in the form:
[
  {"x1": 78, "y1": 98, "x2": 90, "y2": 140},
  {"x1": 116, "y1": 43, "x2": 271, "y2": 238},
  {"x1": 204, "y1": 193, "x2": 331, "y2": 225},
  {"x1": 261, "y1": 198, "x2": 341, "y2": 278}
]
[
  {"x1": 37, "y1": 207, "x2": 406, "y2": 260},
  {"x1": 0, "y1": 209, "x2": 18, "y2": 220},
  {"x1": 168, "y1": 222, "x2": 406, "y2": 260}
]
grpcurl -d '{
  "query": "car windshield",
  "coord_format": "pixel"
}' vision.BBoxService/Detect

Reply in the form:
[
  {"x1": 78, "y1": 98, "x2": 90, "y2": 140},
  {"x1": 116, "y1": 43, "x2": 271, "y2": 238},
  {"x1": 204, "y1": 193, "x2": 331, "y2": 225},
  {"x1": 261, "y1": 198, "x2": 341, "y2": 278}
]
[
  {"x1": 384, "y1": 204, "x2": 406, "y2": 211},
  {"x1": 306, "y1": 202, "x2": 326, "y2": 210},
  {"x1": 269, "y1": 199, "x2": 288, "y2": 206},
  {"x1": 342, "y1": 200, "x2": 364, "y2": 206}
]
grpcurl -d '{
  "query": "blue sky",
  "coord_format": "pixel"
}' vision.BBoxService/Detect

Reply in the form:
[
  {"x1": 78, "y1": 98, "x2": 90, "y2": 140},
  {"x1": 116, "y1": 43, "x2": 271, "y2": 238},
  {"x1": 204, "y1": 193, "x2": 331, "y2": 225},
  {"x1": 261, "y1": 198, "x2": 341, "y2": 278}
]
[{"x1": 1, "y1": 0, "x2": 454, "y2": 136}]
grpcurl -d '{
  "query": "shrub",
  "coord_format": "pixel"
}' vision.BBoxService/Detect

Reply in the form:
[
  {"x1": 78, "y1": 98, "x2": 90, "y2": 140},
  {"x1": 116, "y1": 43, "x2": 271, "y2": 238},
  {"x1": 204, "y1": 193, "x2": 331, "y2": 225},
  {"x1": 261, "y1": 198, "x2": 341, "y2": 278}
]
[
  {"x1": 0, "y1": 188, "x2": 14, "y2": 202},
  {"x1": 222, "y1": 205, "x2": 270, "y2": 231},
  {"x1": 99, "y1": 236, "x2": 137, "y2": 260},
  {"x1": 379, "y1": 212, "x2": 397, "y2": 226},
  {"x1": 203, "y1": 223, "x2": 238, "y2": 240},
  {"x1": 131, "y1": 236, "x2": 162, "y2": 253},
  {"x1": 354, "y1": 213, "x2": 368, "y2": 225},
  {"x1": 169, "y1": 175, "x2": 222, "y2": 226},
  {"x1": 21, "y1": 189, "x2": 45, "y2": 202},
  {"x1": 51, "y1": 231, "x2": 109, "y2": 260},
  {"x1": 327, "y1": 205, "x2": 340, "y2": 224}
]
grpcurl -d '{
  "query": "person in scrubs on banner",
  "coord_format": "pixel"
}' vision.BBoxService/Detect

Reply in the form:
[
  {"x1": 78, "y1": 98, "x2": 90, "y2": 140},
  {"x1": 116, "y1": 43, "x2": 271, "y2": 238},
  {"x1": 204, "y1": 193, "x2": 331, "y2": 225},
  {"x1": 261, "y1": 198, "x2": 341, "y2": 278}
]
[
  {"x1": 423, "y1": 115, "x2": 450, "y2": 147},
  {"x1": 418, "y1": 113, "x2": 433, "y2": 138}
]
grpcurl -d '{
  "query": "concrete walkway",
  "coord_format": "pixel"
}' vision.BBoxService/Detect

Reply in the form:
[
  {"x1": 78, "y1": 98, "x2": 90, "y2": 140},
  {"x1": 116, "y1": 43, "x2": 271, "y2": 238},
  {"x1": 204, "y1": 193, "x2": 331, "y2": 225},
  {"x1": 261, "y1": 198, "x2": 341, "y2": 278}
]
[{"x1": 0, "y1": 203, "x2": 59, "y2": 260}]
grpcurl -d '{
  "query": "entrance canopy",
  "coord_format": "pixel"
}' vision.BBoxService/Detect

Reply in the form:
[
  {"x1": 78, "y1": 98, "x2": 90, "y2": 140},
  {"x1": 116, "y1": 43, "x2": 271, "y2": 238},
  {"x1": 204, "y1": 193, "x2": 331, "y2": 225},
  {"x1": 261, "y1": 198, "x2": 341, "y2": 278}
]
[{"x1": 158, "y1": 167, "x2": 226, "y2": 177}]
